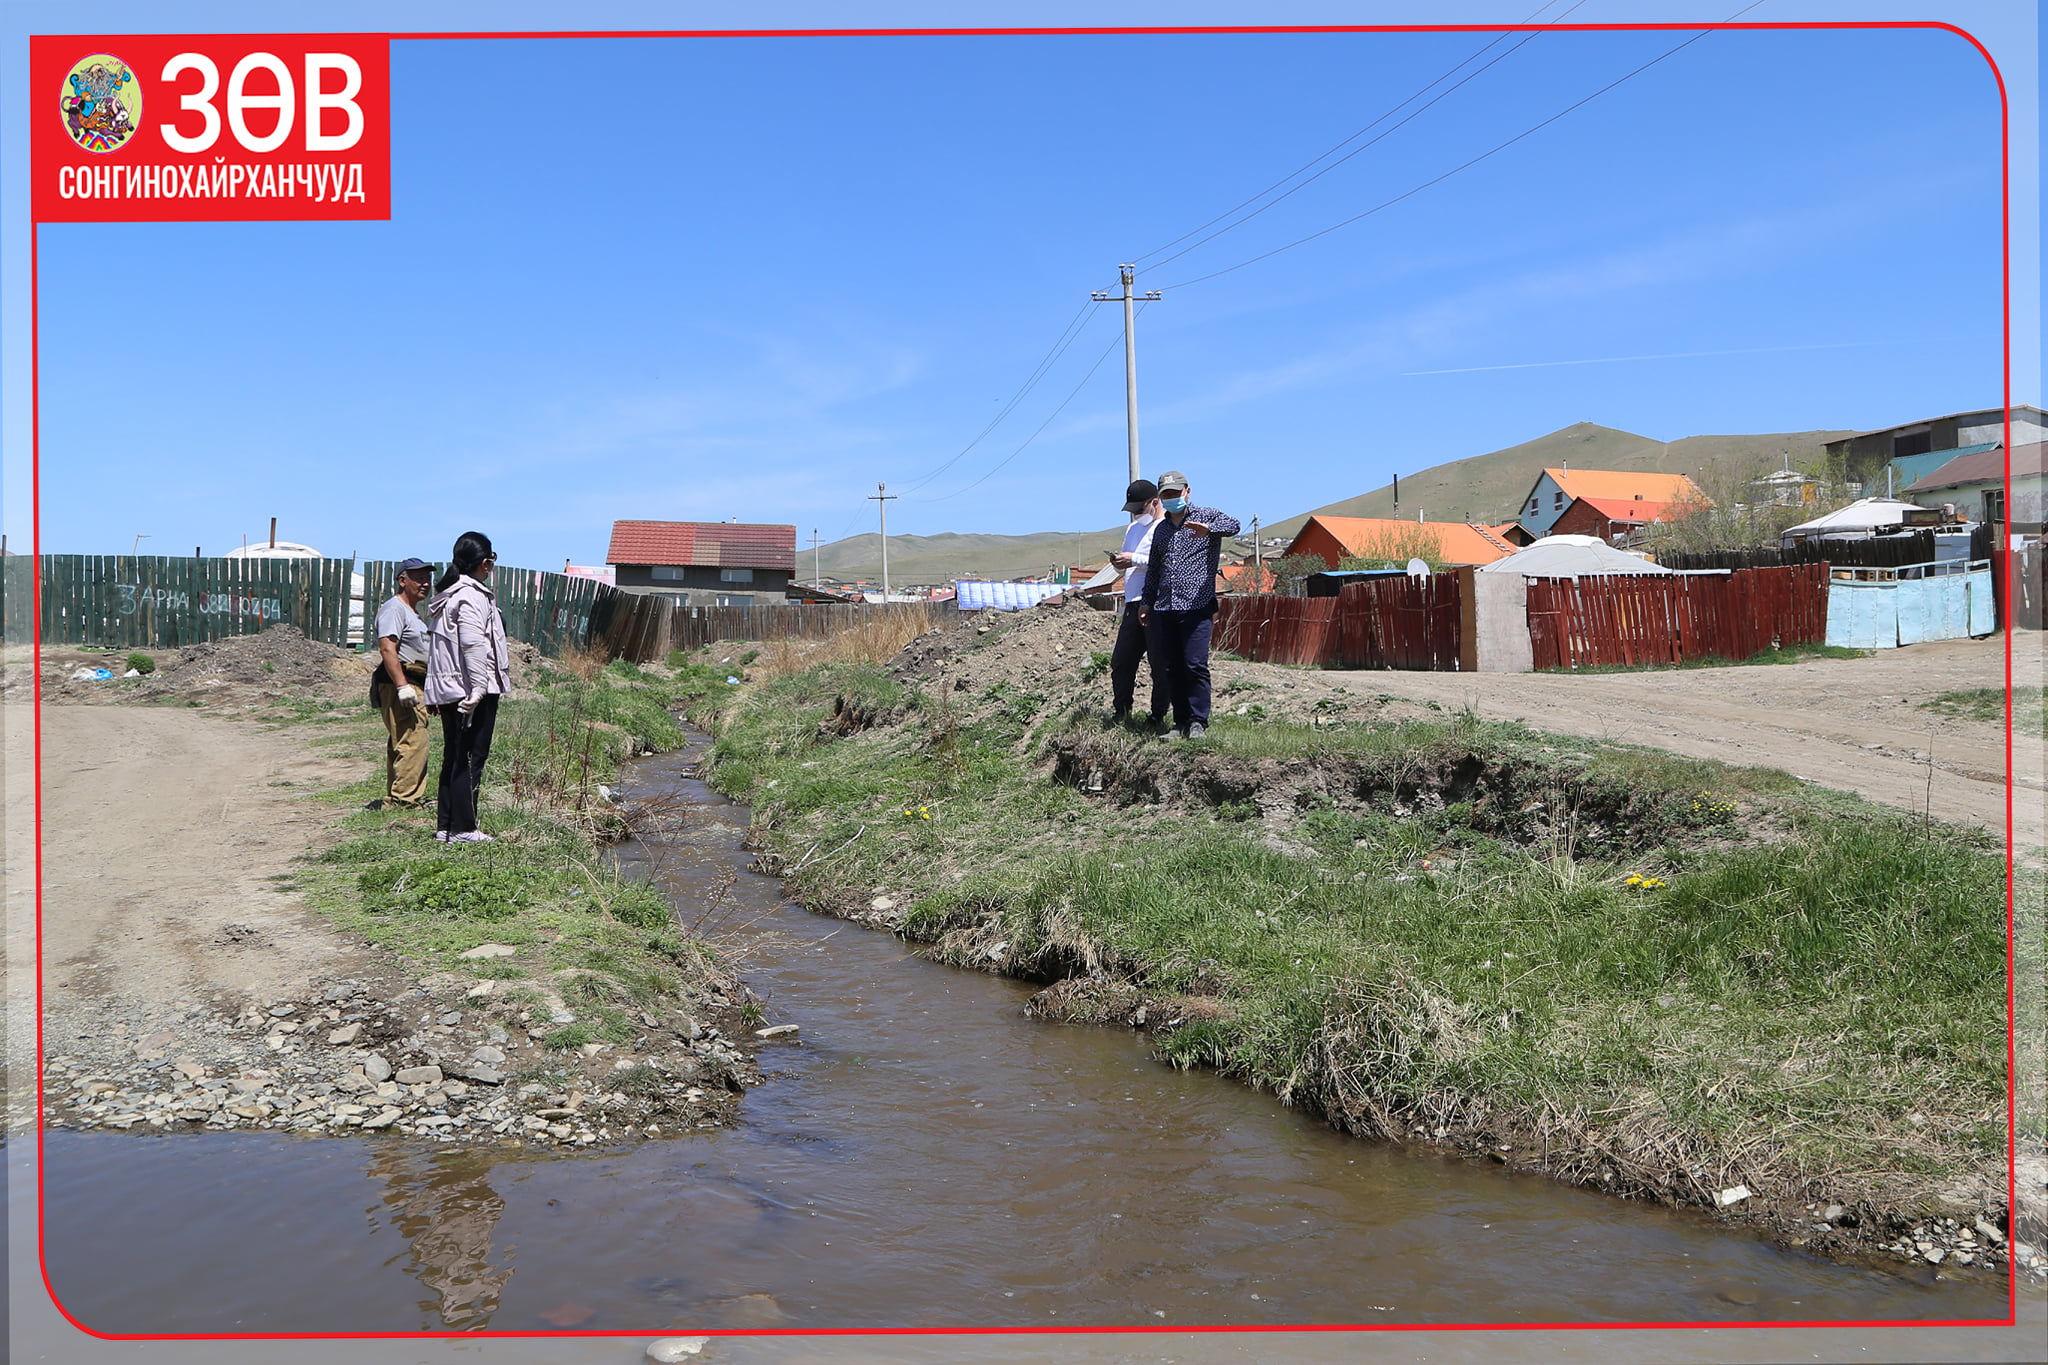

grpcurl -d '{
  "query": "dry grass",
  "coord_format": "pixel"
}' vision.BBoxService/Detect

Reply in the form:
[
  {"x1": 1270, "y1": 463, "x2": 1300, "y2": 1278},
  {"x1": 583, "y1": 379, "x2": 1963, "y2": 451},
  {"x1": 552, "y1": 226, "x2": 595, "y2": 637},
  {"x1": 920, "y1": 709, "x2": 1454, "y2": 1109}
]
[
  {"x1": 557, "y1": 640, "x2": 613, "y2": 682},
  {"x1": 821, "y1": 612, "x2": 934, "y2": 665}
]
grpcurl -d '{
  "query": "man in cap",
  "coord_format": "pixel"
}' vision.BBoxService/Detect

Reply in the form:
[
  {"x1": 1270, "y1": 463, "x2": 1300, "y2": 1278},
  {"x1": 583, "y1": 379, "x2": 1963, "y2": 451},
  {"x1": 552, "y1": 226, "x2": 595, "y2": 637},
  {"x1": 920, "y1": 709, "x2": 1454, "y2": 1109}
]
[
  {"x1": 1137, "y1": 471, "x2": 1240, "y2": 740},
  {"x1": 371, "y1": 557, "x2": 435, "y2": 808},
  {"x1": 1107, "y1": 478, "x2": 1165, "y2": 725}
]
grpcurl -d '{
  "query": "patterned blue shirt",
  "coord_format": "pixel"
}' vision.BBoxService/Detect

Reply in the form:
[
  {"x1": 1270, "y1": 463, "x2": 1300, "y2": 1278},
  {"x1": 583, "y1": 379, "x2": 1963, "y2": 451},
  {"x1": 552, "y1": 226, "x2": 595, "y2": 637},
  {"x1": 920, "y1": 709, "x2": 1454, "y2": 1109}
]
[{"x1": 1140, "y1": 506, "x2": 1241, "y2": 612}]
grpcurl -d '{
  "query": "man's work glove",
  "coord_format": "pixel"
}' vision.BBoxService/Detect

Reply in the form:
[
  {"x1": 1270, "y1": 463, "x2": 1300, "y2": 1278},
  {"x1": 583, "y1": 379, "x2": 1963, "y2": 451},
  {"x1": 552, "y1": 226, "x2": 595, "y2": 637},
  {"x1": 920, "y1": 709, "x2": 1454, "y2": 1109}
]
[{"x1": 395, "y1": 684, "x2": 420, "y2": 705}]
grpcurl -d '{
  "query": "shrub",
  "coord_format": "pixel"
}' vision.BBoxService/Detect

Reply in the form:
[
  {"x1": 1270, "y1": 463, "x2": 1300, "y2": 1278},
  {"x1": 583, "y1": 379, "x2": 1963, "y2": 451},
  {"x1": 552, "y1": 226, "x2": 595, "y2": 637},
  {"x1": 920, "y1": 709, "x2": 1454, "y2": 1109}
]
[
  {"x1": 124, "y1": 652, "x2": 155, "y2": 675},
  {"x1": 353, "y1": 859, "x2": 526, "y2": 921}
]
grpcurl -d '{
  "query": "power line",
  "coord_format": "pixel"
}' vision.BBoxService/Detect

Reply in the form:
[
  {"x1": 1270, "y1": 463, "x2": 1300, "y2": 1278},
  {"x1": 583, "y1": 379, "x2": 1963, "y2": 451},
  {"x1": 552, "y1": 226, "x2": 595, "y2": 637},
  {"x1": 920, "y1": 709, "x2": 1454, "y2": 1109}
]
[
  {"x1": 1135, "y1": 0, "x2": 1589, "y2": 272},
  {"x1": 920, "y1": 305, "x2": 1146, "y2": 502},
  {"x1": 891, "y1": 299, "x2": 1103, "y2": 495},
  {"x1": 1159, "y1": 4, "x2": 1765, "y2": 292}
]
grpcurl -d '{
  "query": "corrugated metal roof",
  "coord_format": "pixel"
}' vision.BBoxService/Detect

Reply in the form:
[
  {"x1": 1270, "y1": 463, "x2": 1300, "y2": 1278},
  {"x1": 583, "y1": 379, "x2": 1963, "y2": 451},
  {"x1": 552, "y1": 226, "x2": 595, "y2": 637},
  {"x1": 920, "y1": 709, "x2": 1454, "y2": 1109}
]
[
  {"x1": 1829, "y1": 405, "x2": 2047, "y2": 444},
  {"x1": 606, "y1": 521, "x2": 796, "y2": 570},
  {"x1": 1907, "y1": 441, "x2": 2045, "y2": 492}
]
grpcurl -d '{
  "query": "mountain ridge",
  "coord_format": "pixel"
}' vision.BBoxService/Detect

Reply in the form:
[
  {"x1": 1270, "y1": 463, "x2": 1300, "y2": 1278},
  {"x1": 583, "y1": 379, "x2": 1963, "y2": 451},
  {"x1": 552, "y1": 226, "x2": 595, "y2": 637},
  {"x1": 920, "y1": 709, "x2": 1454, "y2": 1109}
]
[{"x1": 801, "y1": 421, "x2": 1857, "y2": 584}]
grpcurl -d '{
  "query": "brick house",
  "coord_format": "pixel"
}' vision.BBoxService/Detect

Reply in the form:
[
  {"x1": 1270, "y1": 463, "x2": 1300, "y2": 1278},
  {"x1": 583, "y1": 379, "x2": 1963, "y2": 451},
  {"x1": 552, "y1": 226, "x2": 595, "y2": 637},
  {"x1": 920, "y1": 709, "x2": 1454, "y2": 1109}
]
[
  {"x1": 605, "y1": 521, "x2": 796, "y2": 608},
  {"x1": 1513, "y1": 468, "x2": 1705, "y2": 540},
  {"x1": 1550, "y1": 493, "x2": 1693, "y2": 544}
]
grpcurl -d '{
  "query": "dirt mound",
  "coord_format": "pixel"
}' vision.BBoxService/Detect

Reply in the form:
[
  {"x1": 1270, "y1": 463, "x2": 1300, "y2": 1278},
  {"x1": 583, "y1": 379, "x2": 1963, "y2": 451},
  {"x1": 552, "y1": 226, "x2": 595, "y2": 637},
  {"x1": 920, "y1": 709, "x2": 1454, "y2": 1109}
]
[
  {"x1": 886, "y1": 597, "x2": 1441, "y2": 735},
  {"x1": 40, "y1": 626, "x2": 554, "y2": 709},
  {"x1": 37, "y1": 626, "x2": 364, "y2": 706},
  {"x1": 151, "y1": 624, "x2": 356, "y2": 689},
  {"x1": 889, "y1": 599, "x2": 1118, "y2": 728}
]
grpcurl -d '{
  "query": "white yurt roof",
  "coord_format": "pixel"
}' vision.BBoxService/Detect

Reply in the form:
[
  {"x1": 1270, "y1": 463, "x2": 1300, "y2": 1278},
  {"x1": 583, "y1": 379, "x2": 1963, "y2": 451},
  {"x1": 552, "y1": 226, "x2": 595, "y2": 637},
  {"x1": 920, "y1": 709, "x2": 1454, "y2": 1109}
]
[
  {"x1": 1781, "y1": 498, "x2": 1924, "y2": 538},
  {"x1": 1477, "y1": 534, "x2": 1674, "y2": 577},
  {"x1": 225, "y1": 540, "x2": 323, "y2": 559}
]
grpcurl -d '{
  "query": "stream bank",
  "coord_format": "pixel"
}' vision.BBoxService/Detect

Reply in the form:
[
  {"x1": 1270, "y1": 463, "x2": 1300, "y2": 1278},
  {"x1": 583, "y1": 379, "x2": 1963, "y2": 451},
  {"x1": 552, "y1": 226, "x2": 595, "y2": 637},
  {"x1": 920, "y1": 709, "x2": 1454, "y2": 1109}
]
[
  {"x1": 41, "y1": 632, "x2": 765, "y2": 1151},
  {"x1": 699, "y1": 605, "x2": 2037, "y2": 1282},
  {"x1": 41, "y1": 738, "x2": 2016, "y2": 1332}
]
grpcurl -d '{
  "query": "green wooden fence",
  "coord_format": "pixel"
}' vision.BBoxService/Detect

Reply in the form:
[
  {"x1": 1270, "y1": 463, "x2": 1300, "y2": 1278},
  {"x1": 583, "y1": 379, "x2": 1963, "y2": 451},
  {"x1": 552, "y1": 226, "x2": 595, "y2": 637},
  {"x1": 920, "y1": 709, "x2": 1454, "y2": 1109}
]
[
  {"x1": 33, "y1": 554, "x2": 357, "y2": 650},
  {"x1": 1, "y1": 553, "x2": 35, "y2": 646},
  {"x1": 22, "y1": 553, "x2": 958, "y2": 662}
]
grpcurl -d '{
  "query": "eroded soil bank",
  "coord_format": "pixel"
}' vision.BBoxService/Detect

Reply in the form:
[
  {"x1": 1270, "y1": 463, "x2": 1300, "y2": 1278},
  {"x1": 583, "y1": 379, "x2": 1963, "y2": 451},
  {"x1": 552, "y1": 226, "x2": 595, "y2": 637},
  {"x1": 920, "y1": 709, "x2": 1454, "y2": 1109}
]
[{"x1": 699, "y1": 602, "x2": 2042, "y2": 1284}]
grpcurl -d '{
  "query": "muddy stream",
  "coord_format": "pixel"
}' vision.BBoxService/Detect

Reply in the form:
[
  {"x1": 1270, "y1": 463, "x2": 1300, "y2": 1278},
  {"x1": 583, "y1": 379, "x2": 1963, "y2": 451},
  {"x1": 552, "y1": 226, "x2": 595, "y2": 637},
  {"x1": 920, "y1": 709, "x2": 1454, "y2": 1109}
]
[{"x1": 41, "y1": 738, "x2": 2007, "y2": 1333}]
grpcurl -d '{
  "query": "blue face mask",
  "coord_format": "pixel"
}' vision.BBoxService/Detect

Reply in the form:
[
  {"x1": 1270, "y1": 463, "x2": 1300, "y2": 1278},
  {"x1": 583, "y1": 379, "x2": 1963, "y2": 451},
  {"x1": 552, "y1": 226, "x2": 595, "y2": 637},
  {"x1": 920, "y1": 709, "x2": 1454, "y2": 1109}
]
[{"x1": 1161, "y1": 496, "x2": 1188, "y2": 513}]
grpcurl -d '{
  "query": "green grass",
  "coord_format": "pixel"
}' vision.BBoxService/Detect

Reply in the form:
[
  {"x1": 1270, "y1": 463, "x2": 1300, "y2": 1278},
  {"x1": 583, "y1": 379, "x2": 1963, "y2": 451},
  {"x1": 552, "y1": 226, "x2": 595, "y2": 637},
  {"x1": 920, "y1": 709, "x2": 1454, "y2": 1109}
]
[
  {"x1": 1538, "y1": 642, "x2": 1868, "y2": 675},
  {"x1": 275, "y1": 653, "x2": 737, "y2": 1025},
  {"x1": 1919, "y1": 685, "x2": 2047, "y2": 736},
  {"x1": 703, "y1": 658, "x2": 2016, "y2": 1208}
]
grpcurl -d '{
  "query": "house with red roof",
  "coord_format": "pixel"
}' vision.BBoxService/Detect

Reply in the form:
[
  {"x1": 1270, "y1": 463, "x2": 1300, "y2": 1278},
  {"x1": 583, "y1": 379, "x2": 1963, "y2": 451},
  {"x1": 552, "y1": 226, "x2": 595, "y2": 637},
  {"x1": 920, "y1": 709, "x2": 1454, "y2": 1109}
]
[
  {"x1": 1513, "y1": 468, "x2": 1706, "y2": 540},
  {"x1": 1549, "y1": 493, "x2": 1695, "y2": 544},
  {"x1": 605, "y1": 520, "x2": 796, "y2": 607}
]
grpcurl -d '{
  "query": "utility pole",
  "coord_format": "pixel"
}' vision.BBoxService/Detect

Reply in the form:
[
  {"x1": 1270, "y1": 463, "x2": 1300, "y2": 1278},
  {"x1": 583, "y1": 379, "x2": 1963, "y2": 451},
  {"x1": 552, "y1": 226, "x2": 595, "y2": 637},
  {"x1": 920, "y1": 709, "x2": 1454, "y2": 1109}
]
[
  {"x1": 1092, "y1": 264, "x2": 1162, "y2": 489},
  {"x1": 809, "y1": 529, "x2": 822, "y2": 589},
  {"x1": 867, "y1": 483, "x2": 898, "y2": 601},
  {"x1": 1252, "y1": 515, "x2": 1263, "y2": 592}
]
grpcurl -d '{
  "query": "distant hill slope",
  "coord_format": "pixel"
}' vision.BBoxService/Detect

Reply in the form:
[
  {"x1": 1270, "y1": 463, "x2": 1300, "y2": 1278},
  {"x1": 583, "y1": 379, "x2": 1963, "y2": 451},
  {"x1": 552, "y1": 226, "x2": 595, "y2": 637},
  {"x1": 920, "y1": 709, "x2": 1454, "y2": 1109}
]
[
  {"x1": 1262, "y1": 422, "x2": 1856, "y2": 540},
  {"x1": 808, "y1": 530, "x2": 1124, "y2": 588},
  {"x1": 809, "y1": 422, "x2": 1858, "y2": 582}
]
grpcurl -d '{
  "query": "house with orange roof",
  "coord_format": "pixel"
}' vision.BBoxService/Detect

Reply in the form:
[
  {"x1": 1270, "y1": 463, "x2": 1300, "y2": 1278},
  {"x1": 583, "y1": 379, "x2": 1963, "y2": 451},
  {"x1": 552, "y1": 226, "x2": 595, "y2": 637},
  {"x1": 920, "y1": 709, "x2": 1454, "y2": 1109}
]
[
  {"x1": 1513, "y1": 468, "x2": 1706, "y2": 540},
  {"x1": 1284, "y1": 516, "x2": 1517, "y2": 569}
]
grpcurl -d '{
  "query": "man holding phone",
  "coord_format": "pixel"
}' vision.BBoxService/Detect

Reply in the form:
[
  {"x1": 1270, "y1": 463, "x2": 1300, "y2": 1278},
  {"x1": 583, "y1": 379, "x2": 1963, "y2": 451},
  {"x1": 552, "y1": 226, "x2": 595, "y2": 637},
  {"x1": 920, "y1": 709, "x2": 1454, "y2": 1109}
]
[
  {"x1": 1107, "y1": 478, "x2": 1163, "y2": 724},
  {"x1": 1138, "y1": 471, "x2": 1240, "y2": 741}
]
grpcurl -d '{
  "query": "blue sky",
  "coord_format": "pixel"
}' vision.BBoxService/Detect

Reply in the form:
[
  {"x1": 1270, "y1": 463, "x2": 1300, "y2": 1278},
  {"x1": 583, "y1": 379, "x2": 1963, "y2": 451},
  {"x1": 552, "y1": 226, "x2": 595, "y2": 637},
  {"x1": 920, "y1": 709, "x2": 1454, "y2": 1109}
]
[{"x1": 12, "y1": 6, "x2": 2029, "y2": 568}]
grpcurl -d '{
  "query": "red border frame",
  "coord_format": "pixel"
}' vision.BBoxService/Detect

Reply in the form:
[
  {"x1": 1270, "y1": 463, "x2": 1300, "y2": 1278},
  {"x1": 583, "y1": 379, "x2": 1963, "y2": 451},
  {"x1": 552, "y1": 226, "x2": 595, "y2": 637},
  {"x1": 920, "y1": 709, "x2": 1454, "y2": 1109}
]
[{"x1": 24, "y1": 17, "x2": 2021, "y2": 1343}]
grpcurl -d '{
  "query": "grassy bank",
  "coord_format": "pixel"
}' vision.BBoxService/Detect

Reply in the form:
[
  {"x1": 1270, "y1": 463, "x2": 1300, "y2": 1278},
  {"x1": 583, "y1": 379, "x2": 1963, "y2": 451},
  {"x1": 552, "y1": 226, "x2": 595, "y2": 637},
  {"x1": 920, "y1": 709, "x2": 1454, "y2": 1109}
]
[
  {"x1": 272, "y1": 653, "x2": 750, "y2": 1055},
  {"x1": 704, "y1": 651, "x2": 2020, "y2": 1254}
]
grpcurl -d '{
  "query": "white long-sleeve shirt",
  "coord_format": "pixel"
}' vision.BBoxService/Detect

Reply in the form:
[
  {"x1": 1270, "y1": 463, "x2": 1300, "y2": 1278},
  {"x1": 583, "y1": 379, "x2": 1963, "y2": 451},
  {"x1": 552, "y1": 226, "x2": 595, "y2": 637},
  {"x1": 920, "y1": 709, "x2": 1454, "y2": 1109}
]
[{"x1": 1121, "y1": 513, "x2": 1161, "y2": 602}]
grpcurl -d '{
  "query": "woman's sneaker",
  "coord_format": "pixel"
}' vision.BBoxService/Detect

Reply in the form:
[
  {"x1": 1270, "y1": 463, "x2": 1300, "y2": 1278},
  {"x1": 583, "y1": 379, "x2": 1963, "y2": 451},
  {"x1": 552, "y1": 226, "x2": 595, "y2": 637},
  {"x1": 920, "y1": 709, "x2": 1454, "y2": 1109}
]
[{"x1": 450, "y1": 831, "x2": 494, "y2": 844}]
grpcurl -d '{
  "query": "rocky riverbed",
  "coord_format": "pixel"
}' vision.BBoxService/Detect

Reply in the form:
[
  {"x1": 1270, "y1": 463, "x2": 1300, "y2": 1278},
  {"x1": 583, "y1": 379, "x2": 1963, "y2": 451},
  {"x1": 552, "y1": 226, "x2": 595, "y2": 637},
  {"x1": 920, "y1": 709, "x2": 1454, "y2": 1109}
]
[{"x1": 46, "y1": 965, "x2": 765, "y2": 1149}]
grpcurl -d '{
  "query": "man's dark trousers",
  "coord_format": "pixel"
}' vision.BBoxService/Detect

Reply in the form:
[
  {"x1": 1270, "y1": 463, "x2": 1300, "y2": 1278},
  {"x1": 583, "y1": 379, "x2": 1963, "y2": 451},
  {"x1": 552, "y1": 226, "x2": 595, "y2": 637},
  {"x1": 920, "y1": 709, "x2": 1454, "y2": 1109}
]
[
  {"x1": 1146, "y1": 607, "x2": 1215, "y2": 730},
  {"x1": 1110, "y1": 601, "x2": 1164, "y2": 719}
]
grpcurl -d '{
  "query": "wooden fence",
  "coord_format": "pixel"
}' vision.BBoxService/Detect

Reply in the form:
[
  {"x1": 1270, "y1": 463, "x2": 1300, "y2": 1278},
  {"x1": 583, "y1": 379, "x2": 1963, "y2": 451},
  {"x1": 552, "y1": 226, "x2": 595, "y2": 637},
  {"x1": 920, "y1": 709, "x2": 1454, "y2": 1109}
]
[
  {"x1": 29, "y1": 554, "x2": 358, "y2": 650},
  {"x1": 587, "y1": 593, "x2": 957, "y2": 663},
  {"x1": 1215, "y1": 571, "x2": 1463, "y2": 670},
  {"x1": 1991, "y1": 546, "x2": 2043, "y2": 630},
  {"x1": 360, "y1": 560, "x2": 612, "y2": 660},
  {"x1": 24, "y1": 553, "x2": 960, "y2": 663},
  {"x1": 1525, "y1": 564, "x2": 1829, "y2": 671}
]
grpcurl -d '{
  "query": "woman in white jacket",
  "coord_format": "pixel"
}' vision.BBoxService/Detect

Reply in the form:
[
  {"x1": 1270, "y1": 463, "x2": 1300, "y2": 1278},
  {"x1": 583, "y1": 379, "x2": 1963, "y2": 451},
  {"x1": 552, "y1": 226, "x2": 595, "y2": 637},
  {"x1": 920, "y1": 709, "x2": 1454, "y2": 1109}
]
[{"x1": 424, "y1": 531, "x2": 511, "y2": 843}]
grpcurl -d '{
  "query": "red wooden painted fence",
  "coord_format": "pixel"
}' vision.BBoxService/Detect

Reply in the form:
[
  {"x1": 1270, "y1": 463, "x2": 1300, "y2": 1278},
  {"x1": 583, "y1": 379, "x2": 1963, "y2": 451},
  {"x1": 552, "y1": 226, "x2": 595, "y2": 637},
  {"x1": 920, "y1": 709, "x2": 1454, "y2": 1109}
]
[
  {"x1": 1214, "y1": 571, "x2": 1463, "y2": 670},
  {"x1": 1525, "y1": 564, "x2": 1829, "y2": 671}
]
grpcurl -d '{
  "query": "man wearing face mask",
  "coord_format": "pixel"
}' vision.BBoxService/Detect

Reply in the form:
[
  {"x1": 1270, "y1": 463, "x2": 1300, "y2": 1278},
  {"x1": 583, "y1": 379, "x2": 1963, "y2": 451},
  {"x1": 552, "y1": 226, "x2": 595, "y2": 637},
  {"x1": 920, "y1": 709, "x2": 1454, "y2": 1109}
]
[
  {"x1": 1137, "y1": 471, "x2": 1240, "y2": 740},
  {"x1": 1107, "y1": 478, "x2": 1165, "y2": 725}
]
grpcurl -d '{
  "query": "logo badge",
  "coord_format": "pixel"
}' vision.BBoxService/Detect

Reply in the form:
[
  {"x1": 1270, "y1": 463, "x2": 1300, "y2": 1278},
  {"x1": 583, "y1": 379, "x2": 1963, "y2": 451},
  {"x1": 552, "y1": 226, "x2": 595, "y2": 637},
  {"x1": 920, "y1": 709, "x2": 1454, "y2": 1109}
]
[{"x1": 61, "y1": 54, "x2": 140, "y2": 154}]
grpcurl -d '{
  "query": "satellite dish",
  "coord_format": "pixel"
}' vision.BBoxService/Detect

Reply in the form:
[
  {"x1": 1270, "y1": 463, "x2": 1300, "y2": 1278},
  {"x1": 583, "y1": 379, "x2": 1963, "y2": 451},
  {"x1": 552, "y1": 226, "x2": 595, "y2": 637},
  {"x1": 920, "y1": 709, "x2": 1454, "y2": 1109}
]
[{"x1": 1405, "y1": 558, "x2": 1429, "y2": 578}]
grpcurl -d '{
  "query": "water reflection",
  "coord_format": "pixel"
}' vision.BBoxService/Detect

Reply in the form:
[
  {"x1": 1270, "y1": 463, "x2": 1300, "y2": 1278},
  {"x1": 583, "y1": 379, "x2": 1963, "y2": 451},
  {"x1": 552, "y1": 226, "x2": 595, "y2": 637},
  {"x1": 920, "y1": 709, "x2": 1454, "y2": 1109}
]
[{"x1": 364, "y1": 1143, "x2": 514, "y2": 1329}]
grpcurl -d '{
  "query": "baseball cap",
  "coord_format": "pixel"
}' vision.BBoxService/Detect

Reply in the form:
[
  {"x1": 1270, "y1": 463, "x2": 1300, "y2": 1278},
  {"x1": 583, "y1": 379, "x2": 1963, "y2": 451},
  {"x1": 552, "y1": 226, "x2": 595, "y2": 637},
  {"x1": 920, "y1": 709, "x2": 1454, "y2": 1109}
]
[
  {"x1": 1154, "y1": 470, "x2": 1189, "y2": 494},
  {"x1": 1122, "y1": 478, "x2": 1159, "y2": 513},
  {"x1": 396, "y1": 557, "x2": 432, "y2": 575}
]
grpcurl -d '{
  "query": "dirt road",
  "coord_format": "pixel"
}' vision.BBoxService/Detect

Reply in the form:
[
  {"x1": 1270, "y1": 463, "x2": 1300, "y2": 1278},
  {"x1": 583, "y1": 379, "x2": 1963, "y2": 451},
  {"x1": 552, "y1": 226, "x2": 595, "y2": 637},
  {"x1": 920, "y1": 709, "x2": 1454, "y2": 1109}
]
[{"x1": 31, "y1": 705, "x2": 378, "y2": 1052}]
